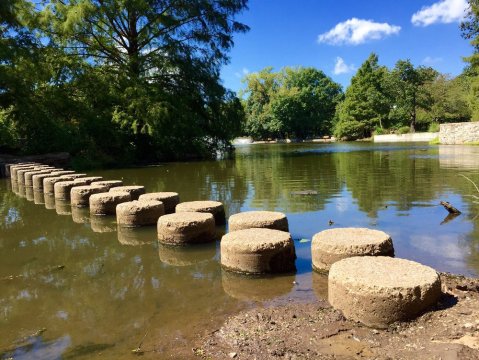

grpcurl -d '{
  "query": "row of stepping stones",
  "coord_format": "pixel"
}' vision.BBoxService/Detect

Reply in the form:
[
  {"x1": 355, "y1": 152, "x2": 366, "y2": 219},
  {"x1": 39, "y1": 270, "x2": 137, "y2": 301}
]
[{"x1": 7, "y1": 162, "x2": 443, "y2": 330}]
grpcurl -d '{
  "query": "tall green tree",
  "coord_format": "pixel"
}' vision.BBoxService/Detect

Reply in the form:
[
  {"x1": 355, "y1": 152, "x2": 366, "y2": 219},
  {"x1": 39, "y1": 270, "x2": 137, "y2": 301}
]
[
  {"x1": 334, "y1": 53, "x2": 389, "y2": 140},
  {"x1": 387, "y1": 60, "x2": 436, "y2": 132},
  {"x1": 461, "y1": 0, "x2": 479, "y2": 120}
]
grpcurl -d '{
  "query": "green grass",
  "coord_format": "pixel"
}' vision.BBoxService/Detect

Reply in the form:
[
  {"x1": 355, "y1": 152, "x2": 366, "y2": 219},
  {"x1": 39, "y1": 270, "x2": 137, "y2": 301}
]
[{"x1": 429, "y1": 136, "x2": 440, "y2": 145}]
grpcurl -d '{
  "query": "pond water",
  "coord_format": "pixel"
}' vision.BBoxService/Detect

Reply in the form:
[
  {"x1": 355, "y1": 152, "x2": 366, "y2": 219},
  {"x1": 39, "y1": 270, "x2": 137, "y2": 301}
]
[{"x1": 1, "y1": 143, "x2": 479, "y2": 359}]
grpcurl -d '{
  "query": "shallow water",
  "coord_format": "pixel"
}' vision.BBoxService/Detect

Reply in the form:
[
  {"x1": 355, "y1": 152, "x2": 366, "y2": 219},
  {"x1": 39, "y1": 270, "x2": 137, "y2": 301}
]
[{"x1": 1, "y1": 143, "x2": 479, "y2": 358}]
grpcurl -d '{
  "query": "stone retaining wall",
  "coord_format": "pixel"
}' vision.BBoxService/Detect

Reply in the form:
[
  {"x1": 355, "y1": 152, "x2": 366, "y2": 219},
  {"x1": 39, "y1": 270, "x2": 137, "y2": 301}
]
[
  {"x1": 373, "y1": 132, "x2": 438, "y2": 143},
  {"x1": 439, "y1": 122, "x2": 479, "y2": 144}
]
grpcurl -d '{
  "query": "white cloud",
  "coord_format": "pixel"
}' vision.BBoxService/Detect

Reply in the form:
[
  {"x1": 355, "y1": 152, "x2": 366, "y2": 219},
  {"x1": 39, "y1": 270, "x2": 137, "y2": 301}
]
[
  {"x1": 333, "y1": 57, "x2": 356, "y2": 75},
  {"x1": 235, "y1": 67, "x2": 250, "y2": 78},
  {"x1": 318, "y1": 18, "x2": 401, "y2": 45},
  {"x1": 422, "y1": 56, "x2": 443, "y2": 64},
  {"x1": 411, "y1": 0, "x2": 468, "y2": 26}
]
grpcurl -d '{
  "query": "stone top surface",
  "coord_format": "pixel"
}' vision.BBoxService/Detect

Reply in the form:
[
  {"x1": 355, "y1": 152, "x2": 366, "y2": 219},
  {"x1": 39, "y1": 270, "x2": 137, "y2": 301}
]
[
  {"x1": 221, "y1": 228, "x2": 292, "y2": 253},
  {"x1": 92, "y1": 180, "x2": 123, "y2": 186},
  {"x1": 75, "y1": 176, "x2": 102, "y2": 182},
  {"x1": 90, "y1": 191, "x2": 131, "y2": 201},
  {"x1": 117, "y1": 200, "x2": 163, "y2": 213},
  {"x1": 110, "y1": 185, "x2": 145, "y2": 192},
  {"x1": 329, "y1": 256, "x2": 440, "y2": 290},
  {"x1": 229, "y1": 211, "x2": 286, "y2": 223},
  {"x1": 71, "y1": 184, "x2": 107, "y2": 194},
  {"x1": 139, "y1": 192, "x2": 179, "y2": 200},
  {"x1": 312, "y1": 228, "x2": 391, "y2": 249},
  {"x1": 45, "y1": 175, "x2": 76, "y2": 183},
  {"x1": 176, "y1": 200, "x2": 223, "y2": 211},
  {"x1": 158, "y1": 212, "x2": 213, "y2": 227}
]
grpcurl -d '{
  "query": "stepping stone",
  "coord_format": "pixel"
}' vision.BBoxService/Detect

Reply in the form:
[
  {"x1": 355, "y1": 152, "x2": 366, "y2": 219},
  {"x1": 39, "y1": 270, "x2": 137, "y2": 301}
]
[
  {"x1": 157, "y1": 212, "x2": 216, "y2": 245},
  {"x1": 71, "y1": 184, "x2": 109, "y2": 207},
  {"x1": 10, "y1": 164, "x2": 37, "y2": 181},
  {"x1": 109, "y1": 185, "x2": 145, "y2": 200},
  {"x1": 32, "y1": 171, "x2": 75, "y2": 190},
  {"x1": 116, "y1": 200, "x2": 164, "y2": 227},
  {"x1": 139, "y1": 192, "x2": 179, "y2": 214},
  {"x1": 228, "y1": 211, "x2": 289, "y2": 232},
  {"x1": 328, "y1": 256, "x2": 442, "y2": 328},
  {"x1": 91, "y1": 180, "x2": 123, "y2": 190},
  {"x1": 220, "y1": 228, "x2": 296, "y2": 274},
  {"x1": 90, "y1": 192, "x2": 132, "y2": 215},
  {"x1": 175, "y1": 200, "x2": 225, "y2": 225},
  {"x1": 311, "y1": 228, "x2": 394, "y2": 273},
  {"x1": 74, "y1": 176, "x2": 103, "y2": 185},
  {"x1": 24, "y1": 168, "x2": 58, "y2": 187},
  {"x1": 54, "y1": 180, "x2": 90, "y2": 200},
  {"x1": 17, "y1": 166, "x2": 54, "y2": 184},
  {"x1": 67, "y1": 173, "x2": 87, "y2": 179},
  {"x1": 43, "y1": 175, "x2": 77, "y2": 194}
]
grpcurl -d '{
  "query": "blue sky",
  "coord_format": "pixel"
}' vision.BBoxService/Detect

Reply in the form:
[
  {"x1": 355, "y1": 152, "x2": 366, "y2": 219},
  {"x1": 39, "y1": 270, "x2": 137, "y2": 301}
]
[{"x1": 221, "y1": 0, "x2": 473, "y2": 93}]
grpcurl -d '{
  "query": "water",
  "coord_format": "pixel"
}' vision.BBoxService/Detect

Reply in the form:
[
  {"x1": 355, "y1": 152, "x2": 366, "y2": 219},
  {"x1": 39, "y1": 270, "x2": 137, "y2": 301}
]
[{"x1": 1, "y1": 143, "x2": 479, "y2": 358}]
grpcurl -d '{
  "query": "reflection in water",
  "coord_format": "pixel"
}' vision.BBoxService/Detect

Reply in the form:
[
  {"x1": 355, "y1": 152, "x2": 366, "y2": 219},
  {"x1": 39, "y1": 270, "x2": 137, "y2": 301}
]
[
  {"x1": 33, "y1": 190, "x2": 45, "y2": 205},
  {"x1": 117, "y1": 226, "x2": 155, "y2": 246},
  {"x1": 222, "y1": 270, "x2": 294, "y2": 302},
  {"x1": 158, "y1": 243, "x2": 216, "y2": 266},
  {"x1": 17, "y1": 184, "x2": 26, "y2": 198},
  {"x1": 25, "y1": 187, "x2": 34, "y2": 201},
  {"x1": 439, "y1": 145, "x2": 479, "y2": 169},
  {"x1": 1, "y1": 142, "x2": 479, "y2": 359},
  {"x1": 90, "y1": 215, "x2": 117, "y2": 233},
  {"x1": 55, "y1": 200, "x2": 72, "y2": 216}
]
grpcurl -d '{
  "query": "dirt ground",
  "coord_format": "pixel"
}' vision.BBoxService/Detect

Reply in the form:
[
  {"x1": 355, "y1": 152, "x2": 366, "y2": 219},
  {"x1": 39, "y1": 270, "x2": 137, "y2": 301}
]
[{"x1": 193, "y1": 273, "x2": 479, "y2": 360}]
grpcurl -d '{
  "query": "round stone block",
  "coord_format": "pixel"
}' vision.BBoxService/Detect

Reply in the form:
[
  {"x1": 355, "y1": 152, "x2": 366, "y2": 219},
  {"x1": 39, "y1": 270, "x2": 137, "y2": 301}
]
[
  {"x1": 220, "y1": 228, "x2": 296, "y2": 275},
  {"x1": 157, "y1": 212, "x2": 216, "y2": 245},
  {"x1": 175, "y1": 200, "x2": 225, "y2": 225},
  {"x1": 43, "y1": 175, "x2": 77, "y2": 194},
  {"x1": 228, "y1": 211, "x2": 289, "y2": 232},
  {"x1": 67, "y1": 173, "x2": 87, "y2": 179},
  {"x1": 109, "y1": 185, "x2": 145, "y2": 200},
  {"x1": 17, "y1": 166, "x2": 53, "y2": 184},
  {"x1": 116, "y1": 200, "x2": 165, "y2": 227},
  {"x1": 11, "y1": 165, "x2": 36, "y2": 181},
  {"x1": 74, "y1": 176, "x2": 103, "y2": 185},
  {"x1": 138, "y1": 192, "x2": 179, "y2": 214},
  {"x1": 32, "y1": 171, "x2": 75, "y2": 190},
  {"x1": 70, "y1": 184, "x2": 109, "y2": 207},
  {"x1": 24, "y1": 169, "x2": 57, "y2": 187},
  {"x1": 54, "y1": 180, "x2": 89, "y2": 200},
  {"x1": 311, "y1": 228, "x2": 394, "y2": 273},
  {"x1": 90, "y1": 192, "x2": 132, "y2": 215},
  {"x1": 328, "y1": 257, "x2": 442, "y2": 329},
  {"x1": 91, "y1": 180, "x2": 123, "y2": 190}
]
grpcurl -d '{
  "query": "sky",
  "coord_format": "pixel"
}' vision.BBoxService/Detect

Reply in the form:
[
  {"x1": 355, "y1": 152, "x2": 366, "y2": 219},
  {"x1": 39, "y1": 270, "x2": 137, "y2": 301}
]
[{"x1": 220, "y1": 0, "x2": 473, "y2": 93}]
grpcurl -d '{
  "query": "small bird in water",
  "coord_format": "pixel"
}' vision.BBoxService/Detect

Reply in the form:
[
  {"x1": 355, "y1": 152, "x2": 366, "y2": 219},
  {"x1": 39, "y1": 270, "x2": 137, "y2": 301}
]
[{"x1": 328, "y1": 220, "x2": 334, "y2": 226}]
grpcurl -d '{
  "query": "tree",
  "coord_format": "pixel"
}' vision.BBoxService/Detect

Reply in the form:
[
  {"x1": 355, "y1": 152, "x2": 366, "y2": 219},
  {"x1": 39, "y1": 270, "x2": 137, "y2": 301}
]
[
  {"x1": 461, "y1": 0, "x2": 479, "y2": 120},
  {"x1": 387, "y1": 60, "x2": 436, "y2": 132},
  {"x1": 334, "y1": 53, "x2": 389, "y2": 140}
]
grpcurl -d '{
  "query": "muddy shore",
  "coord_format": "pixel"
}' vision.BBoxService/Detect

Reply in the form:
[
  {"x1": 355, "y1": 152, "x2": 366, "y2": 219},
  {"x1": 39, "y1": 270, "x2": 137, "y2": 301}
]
[{"x1": 194, "y1": 273, "x2": 479, "y2": 359}]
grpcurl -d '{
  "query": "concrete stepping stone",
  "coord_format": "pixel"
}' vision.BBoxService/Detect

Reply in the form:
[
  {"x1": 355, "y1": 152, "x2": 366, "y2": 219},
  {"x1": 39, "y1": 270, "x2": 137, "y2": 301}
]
[
  {"x1": 220, "y1": 228, "x2": 296, "y2": 274},
  {"x1": 328, "y1": 256, "x2": 442, "y2": 328},
  {"x1": 74, "y1": 176, "x2": 103, "y2": 185},
  {"x1": 157, "y1": 212, "x2": 216, "y2": 245},
  {"x1": 24, "y1": 168, "x2": 59, "y2": 187},
  {"x1": 17, "y1": 166, "x2": 54, "y2": 184},
  {"x1": 109, "y1": 185, "x2": 145, "y2": 200},
  {"x1": 32, "y1": 171, "x2": 75, "y2": 190},
  {"x1": 54, "y1": 180, "x2": 90, "y2": 200},
  {"x1": 71, "y1": 184, "x2": 109, "y2": 207},
  {"x1": 139, "y1": 192, "x2": 179, "y2": 214},
  {"x1": 91, "y1": 180, "x2": 123, "y2": 190},
  {"x1": 90, "y1": 191, "x2": 131, "y2": 215},
  {"x1": 228, "y1": 211, "x2": 289, "y2": 232},
  {"x1": 311, "y1": 228, "x2": 394, "y2": 273},
  {"x1": 175, "y1": 200, "x2": 225, "y2": 225},
  {"x1": 10, "y1": 164, "x2": 38, "y2": 181},
  {"x1": 116, "y1": 200, "x2": 164, "y2": 227},
  {"x1": 43, "y1": 175, "x2": 77, "y2": 194}
]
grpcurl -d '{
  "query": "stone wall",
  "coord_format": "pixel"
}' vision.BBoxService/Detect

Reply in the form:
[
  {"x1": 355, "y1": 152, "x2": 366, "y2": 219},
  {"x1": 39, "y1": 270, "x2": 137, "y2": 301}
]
[
  {"x1": 373, "y1": 132, "x2": 438, "y2": 143},
  {"x1": 440, "y1": 122, "x2": 479, "y2": 145}
]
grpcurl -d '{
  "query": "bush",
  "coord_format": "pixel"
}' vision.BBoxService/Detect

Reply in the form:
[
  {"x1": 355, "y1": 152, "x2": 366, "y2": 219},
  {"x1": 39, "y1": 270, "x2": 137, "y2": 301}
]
[
  {"x1": 334, "y1": 120, "x2": 366, "y2": 140},
  {"x1": 397, "y1": 126, "x2": 410, "y2": 134},
  {"x1": 428, "y1": 122, "x2": 440, "y2": 132},
  {"x1": 374, "y1": 126, "x2": 385, "y2": 135}
]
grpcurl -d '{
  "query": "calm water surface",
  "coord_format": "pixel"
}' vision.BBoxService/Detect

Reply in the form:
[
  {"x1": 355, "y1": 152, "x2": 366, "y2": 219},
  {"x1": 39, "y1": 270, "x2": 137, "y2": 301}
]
[{"x1": 1, "y1": 143, "x2": 479, "y2": 358}]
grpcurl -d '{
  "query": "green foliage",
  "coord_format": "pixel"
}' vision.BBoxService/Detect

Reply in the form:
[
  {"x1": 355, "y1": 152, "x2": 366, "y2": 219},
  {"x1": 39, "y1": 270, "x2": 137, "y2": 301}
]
[
  {"x1": 242, "y1": 67, "x2": 343, "y2": 140},
  {"x1": 397, "y1": 126, "x2": 411, "y2": 134},
  {"x1": 428, "y1": 122, "x2": 440, "y2": 133},
  {"x1": 429, "y1": 136, "x2": 440, "y2": 145}
]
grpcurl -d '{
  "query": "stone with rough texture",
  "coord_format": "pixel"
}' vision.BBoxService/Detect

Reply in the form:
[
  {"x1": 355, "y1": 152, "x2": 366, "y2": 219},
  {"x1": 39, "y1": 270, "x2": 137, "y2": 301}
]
[
  {"x1": 117, "y1": 200, "x2": 164, "y2": 227},
  {"x1": 10, "y1": 165, "x2": 36, "y2": 181},
  {"x1": 109, "y1": 185, "x2": 145, "y2": 200},
  {"x1": 43, "y1": 175, "x2": 77, "y2": 194},
  {"x1": 91, "y1": 180, "x2": 123, "y2": 190},
  {"x1": 220, "y1": 228, "x2": 296, "y2": 274},
  {"x1": 67, "y1": 173, "x2": 87, "y2": 179},
  {"x1": 157, "y1": 212, "x2": 216, "y2": 245},
  {"x1": 74, "y1": 176, "x2": 103, "y2": 185},
  {"x1": 71, "y1": 185, "x2": 109, "y2": 207},
  {"x1": 175, "y1": 200, "x2": 225, "y2": 225},
  {"x1": 328, "y1": 256, "x2": 442, "y2": 328},
  {"x1": 90, "y1": 192, "x2": 131, "y2": 215},
  {"x1": 17, "y1": 166, "x2": 53, "y2": 184},
  {"x1": 54, "y1": 180, "x2": 89, "y2": 200},
  {"x1": 32, "y1": 171, "x2": 75, "y2": 190},
  {"x1": 440, "y1": 122, "x2": 479, "y2": 144},
  {"x1": 228, "y1": 211, "x2": 289, "y2": 232},
  {"x1": 311, "y1": 228, "x2": 394, "y2": 272},
  {"x1": 24, "y1": 169, "x2": 58, "y2": 187},
  {"x1": 139, "y1": 192, "x2": 179, "y2": 214}
]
